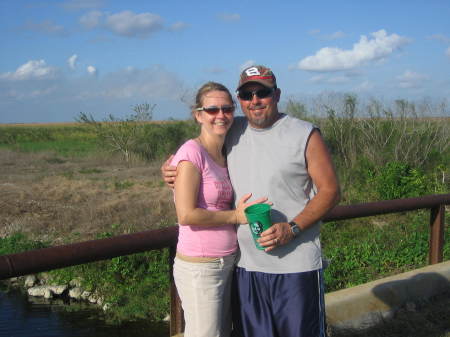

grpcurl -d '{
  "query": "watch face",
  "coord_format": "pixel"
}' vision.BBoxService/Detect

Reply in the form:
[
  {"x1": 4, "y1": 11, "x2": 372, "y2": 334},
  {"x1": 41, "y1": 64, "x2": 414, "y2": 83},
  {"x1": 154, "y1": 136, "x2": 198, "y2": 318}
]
[{"x1": 290, "y1": 222, "x2": 301, "y2": 236}]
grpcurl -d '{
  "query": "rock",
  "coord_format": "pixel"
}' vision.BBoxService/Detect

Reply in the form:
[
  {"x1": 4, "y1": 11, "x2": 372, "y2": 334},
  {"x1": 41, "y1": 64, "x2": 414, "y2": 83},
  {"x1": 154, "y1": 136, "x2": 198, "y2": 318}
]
[
  {"x1": 44, "y1": 288, "x2": 53, "y2": 299},
  {"x1": 163, "y1": 314, "x2": 170, "y2": 322},
  {"x1": 88, "y1": 294, "x2": 98, "y2": 304},
  {"x1": 69, "y1": 278, "x2": 83, "y2": 288},
  {"x1": 24, "y1": 275, "x2": 37, "y2": 288},
  {"x1": 81, "y1": 291, "x2": 91, "y2": 300},
  {"x1": 48, "y1": 285, "x2": 68, "y2": 296},
  {"x1": 39, "y1": 273, "x2": 50, "y2": 284},
  {"x1": 28, "y1": 286, "x2": 47, "y2": 297},
  {"x1": 69, "y1": 287, "x2": 83, "y2": 300}
]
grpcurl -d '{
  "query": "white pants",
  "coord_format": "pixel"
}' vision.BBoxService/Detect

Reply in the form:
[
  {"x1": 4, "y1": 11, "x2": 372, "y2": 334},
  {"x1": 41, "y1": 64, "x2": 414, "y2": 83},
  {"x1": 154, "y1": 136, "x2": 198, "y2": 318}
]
[{"x1": 173, "y1": 254, "x2": 236, "y2": 337}]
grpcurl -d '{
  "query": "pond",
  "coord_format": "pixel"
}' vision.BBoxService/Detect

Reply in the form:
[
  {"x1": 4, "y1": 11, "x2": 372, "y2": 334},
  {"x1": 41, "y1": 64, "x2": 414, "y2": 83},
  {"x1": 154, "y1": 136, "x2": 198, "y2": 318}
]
[{"x1": 0, "y1": 289, "x2": 169, "y2": 337}]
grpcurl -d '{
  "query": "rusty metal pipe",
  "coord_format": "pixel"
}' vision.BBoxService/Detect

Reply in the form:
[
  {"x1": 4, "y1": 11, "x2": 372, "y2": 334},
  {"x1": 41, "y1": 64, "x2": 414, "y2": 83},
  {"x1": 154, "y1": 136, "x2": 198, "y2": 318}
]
[
  {"x1": 0, "y1": 226, "x2": 178, "y2": 280},
  {"x1": 323, "y1": 194, "x2": 450, "y2": 222},
  {"x1": 1, "y1": 194, "x2": 449, "y2": 280}
]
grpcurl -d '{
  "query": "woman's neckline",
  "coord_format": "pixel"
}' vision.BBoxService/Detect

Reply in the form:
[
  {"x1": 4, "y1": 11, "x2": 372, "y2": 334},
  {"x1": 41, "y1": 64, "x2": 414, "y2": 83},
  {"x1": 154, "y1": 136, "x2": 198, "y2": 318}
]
[{"x1": 192, "y1": 138, "x2": 227, "y2": 168}]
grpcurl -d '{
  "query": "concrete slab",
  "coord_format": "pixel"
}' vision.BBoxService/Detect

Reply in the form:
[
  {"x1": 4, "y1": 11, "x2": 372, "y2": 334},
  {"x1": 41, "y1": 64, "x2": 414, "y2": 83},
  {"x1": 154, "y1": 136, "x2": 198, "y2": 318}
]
[{"x1": 325, "y1": 260, "x2": 450, "y2": 331}]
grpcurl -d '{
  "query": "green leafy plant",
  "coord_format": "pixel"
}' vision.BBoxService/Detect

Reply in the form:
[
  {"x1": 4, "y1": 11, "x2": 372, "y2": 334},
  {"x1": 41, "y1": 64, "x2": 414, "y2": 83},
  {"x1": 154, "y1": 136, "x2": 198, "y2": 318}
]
[{"x1": 372, "y1": 161, "x2": 428, "y2": 200}]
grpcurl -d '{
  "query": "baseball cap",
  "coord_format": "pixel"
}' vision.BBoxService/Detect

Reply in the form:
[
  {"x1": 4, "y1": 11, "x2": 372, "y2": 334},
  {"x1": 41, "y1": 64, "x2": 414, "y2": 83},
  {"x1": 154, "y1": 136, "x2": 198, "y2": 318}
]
[{"x1": 237, "y1": 65, "x2": 277, "y2": 91}]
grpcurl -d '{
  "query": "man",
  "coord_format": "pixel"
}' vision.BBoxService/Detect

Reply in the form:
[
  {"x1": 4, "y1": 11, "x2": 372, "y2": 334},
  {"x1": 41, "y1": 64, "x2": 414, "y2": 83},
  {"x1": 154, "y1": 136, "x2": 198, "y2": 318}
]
[{"x1": 163, "y1": 65, "x2": 340, "y2": 337}]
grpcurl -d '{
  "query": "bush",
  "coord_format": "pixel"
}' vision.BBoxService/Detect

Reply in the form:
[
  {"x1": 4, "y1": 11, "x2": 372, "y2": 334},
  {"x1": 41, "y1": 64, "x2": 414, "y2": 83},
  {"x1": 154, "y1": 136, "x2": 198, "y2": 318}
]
[{"x1": 372, "y1": 161, "x2": 428, "y2": 200}]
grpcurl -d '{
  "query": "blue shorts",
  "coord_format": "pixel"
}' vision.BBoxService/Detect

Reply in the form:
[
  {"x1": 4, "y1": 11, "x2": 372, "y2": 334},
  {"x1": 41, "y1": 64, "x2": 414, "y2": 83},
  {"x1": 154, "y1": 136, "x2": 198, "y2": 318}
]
[{"x1": 231, "y1": 267, "x2": 327, "y2": 337}]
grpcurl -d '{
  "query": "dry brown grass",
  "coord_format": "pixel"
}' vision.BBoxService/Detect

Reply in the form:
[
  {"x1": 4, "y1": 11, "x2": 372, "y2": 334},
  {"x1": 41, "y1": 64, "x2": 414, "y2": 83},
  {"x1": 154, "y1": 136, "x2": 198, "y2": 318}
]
[{"x1": 0, "y1": 149, "x2": 176, "y2": 245}]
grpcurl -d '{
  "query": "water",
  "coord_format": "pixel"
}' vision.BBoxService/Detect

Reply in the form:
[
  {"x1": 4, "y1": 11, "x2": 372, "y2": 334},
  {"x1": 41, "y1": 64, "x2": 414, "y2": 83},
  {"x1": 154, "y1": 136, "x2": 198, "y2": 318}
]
[{"x1": 0, "y1": 290, "x2": 169, "y2": 337}]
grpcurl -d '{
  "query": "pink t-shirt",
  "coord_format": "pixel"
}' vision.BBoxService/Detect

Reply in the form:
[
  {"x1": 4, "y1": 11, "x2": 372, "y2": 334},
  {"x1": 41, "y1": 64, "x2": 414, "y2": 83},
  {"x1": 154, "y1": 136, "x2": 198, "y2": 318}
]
[{"x1": 171, "y1": 139, "x2": 237, "y2": 257}]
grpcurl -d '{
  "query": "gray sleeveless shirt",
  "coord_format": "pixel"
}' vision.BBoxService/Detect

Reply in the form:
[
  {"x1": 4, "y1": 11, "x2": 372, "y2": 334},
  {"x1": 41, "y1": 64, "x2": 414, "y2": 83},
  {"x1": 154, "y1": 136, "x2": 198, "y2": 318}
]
[{"x1": 225, "y1": 114, "x2": 323, "y2": 273}]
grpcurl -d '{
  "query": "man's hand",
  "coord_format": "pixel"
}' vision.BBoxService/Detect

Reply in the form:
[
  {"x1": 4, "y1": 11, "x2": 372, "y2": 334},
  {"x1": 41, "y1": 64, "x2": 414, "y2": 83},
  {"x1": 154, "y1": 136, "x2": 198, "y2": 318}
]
[
  {"x1": 161, "y1": 155, "x2": 176, "y2": 188},
  {"x1": 258, "y1": 222, "x2": 294, "y2": 252}
]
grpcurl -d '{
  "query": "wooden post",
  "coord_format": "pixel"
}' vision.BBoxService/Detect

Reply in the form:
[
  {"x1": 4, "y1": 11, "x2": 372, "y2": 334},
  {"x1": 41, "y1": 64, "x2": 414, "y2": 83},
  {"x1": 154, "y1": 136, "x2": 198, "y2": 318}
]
[
  {"x1": 169, "y1": 246, "x2": 184, "y2": 336},
  {"x1": 429, "y1": 205, "x2": 445, "y2": 264}
]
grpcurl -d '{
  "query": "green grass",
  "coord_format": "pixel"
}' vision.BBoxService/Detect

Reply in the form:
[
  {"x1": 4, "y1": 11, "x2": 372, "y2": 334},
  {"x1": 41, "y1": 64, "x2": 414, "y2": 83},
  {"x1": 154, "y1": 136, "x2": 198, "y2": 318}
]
[
  {"x1": 12, "y1": 140, "x2": 98, "y2": 157},
  {"x1": 0, "y1": 125, "x2": 99, "y2": 157},
  {"x1": 322, "y1": 211, "x2": 449, "y2": 292}
]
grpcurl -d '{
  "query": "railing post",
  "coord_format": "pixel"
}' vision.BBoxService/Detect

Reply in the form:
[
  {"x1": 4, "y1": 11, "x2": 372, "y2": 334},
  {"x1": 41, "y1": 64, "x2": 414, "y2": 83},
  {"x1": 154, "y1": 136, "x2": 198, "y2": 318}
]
[
  {"x1": 169, "y1": 245, "x2": 184, "y2": 336},
  {"x1": 429, "y1": 205, "x2": 445, "y2": 264}
]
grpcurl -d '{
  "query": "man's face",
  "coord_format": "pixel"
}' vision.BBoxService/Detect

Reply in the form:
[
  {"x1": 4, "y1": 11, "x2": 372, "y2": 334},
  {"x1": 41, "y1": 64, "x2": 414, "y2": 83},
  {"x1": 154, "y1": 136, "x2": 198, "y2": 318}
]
[{"x1": 238, "y1": 83, "x2": 280, "y2": 129}]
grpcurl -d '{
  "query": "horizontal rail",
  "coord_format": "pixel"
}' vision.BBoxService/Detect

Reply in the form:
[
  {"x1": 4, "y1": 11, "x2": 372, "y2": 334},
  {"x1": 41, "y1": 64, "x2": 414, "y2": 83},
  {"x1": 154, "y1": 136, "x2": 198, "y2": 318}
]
[
  {"x1": 323, "y1": 194, "x2": 450, "y2": 222},
  {"x1": 0, "y1": 226, "x2": 178, "y2": 280},
  {"x1": 0, "y1": 194, "x2": 448, "y2": 280}
]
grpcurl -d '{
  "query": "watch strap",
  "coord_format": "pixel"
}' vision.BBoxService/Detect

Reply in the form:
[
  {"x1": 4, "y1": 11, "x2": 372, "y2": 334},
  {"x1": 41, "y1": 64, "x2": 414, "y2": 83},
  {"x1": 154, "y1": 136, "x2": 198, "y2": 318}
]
[{"x1": 289, "y1": 221, "x2": 302, "y2": 237}]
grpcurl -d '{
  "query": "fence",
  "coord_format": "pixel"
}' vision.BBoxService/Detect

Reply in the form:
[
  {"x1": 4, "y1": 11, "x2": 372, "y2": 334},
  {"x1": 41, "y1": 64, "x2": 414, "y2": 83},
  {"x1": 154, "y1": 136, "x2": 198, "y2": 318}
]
[{"x1": 0, "y1": 193, "x2": 449, "y2": 336}]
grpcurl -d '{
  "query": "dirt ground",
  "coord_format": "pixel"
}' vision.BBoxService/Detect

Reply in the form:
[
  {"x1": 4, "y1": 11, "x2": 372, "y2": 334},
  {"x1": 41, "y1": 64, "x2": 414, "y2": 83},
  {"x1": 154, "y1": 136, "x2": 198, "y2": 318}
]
[{"x1": 0, "y1": 149, "x2": 176, "y2": 245}]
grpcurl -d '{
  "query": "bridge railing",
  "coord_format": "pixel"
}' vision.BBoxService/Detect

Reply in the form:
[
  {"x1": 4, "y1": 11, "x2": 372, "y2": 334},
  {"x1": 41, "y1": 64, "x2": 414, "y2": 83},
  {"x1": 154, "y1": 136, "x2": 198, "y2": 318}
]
[{"x1": 0, "y1": 193, "x2": 449, "y2": 336}]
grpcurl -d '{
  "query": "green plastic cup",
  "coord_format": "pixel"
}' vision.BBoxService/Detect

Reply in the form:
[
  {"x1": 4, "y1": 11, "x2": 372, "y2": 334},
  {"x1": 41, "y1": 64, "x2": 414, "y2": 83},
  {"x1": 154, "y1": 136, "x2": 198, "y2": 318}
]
[{"x1": 244, "y1": 203, "x2": 272, "y2": 250}]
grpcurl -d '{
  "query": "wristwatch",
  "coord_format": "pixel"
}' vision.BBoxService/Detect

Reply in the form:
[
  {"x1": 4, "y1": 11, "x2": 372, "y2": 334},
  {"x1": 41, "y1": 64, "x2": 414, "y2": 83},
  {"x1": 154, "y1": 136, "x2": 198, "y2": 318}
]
[{"x1": 289, "y1": 221, "x2": 302, "y2": 237}]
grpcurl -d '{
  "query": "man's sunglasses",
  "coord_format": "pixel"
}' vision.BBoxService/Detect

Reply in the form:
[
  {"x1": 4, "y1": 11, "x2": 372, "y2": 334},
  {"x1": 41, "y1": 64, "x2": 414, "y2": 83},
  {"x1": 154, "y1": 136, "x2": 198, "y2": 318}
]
[
  {"x1": 237, "y1": 88, "x2": 275, "y2": 101},
  {"x1": 196, "y1": 105, "x2": 235, "y2": 115}
]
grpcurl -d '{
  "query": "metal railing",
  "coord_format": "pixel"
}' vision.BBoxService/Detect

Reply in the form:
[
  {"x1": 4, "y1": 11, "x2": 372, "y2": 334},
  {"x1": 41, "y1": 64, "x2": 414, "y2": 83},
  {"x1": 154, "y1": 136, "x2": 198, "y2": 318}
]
[{"x1": 0, "y1": 193, "x2": 449, "y2": 336}]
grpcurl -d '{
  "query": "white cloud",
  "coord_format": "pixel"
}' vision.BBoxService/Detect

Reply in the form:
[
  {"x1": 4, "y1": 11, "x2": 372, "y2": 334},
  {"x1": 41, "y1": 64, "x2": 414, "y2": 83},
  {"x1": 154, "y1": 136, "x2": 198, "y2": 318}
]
[
  {"x1": 1, "y1": 60, "x2": 57, "y2": 80},
  {"x1": 308, "y1": 74, "x2": 350, "y2": 84},
  {"x1": 105, "y1": 10, "x2": 164, "y2": 38},
  {"x1": 77, "y1": 66, "x2": 185, "y2": 100},
  {"x1": 428, "y1": 34, "x2": 450, "y2": 44},
  {"x1": 62, "y1": 0, "x2": 104, "y2": 11},
  {"x1": 396, "y1": 70, "x2": 428, "y2": 89},
  {"x1": 87, "y1": 65, "x2": 97, "y2": 75},
  {"x1": 80, "y1": 10, "x2": 103, "y2": 29},
  {"x1": 309, "y1": 75, "x2": 325, "y2": 83},
  {"x1": 68, "y1": 54, "x2": 78, "y2": 70},
  {"x1": 0, "y1": 63, "x2": 187, "y2": 122},
  {"x1": 354, "y1": 80, "x2": 373, "y2": 92},
  {"x1": 326, "y1": 31, "x2": 346, "y2": 40},
  {"x1": 219, "y1": 13, "x2": 240, "y2": 22},
  {"x1": 23, "y1": 20, "x2": 68, "y2": 36},
  {"x1": 168, "y1": 22, "x2": 189, "y2": 32},
  {"x1": 309, "y1": 29, "x2": 320, "y2": 36},
  {"x1": 298, "y1": 29, "x2": 411, "y2": 72},
  {"x1": 446, "y1": 47, "x2": 450, "y2": 58},
  {"x1": 327, "y1": 76, "x2": 349, "y2": 84}
]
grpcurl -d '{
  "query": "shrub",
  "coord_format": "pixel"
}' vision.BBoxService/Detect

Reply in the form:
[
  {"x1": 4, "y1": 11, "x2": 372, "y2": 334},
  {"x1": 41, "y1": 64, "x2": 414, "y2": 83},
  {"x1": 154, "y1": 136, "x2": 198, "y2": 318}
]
[{"x1": 372, "y1": 161, "x2": 428, "y2": 200}]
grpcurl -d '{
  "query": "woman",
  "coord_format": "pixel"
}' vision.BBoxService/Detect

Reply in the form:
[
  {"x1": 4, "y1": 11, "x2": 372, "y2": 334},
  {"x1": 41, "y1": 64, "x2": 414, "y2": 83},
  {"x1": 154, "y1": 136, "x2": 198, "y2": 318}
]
[{"x1": 170, "y1": 82, "x2": 266, "y2": 337}]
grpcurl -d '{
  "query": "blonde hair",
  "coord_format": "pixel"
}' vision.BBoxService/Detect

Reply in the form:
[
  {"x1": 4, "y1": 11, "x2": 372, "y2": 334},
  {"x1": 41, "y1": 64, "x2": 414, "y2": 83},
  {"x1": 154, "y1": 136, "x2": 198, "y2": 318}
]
[{"x1": 191, "y1": 82, "x2": 234, "y2": 120}]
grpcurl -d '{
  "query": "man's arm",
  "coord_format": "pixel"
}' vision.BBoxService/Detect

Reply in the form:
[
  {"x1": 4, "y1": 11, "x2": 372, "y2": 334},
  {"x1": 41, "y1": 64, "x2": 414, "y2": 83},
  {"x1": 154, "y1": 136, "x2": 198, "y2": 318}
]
[
  {"x1": 161, "y1": 155, "x2": 176, "y2": 188},
  {"x1": 259, "y1": 129, "x2": 340, "y2": 251}
]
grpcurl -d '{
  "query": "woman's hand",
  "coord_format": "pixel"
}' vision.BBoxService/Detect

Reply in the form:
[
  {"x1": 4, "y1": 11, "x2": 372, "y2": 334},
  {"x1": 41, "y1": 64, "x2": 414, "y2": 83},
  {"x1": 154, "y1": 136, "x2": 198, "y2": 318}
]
[{"x1": 234, "y1": 193, "x2": 272, "y2": 224}]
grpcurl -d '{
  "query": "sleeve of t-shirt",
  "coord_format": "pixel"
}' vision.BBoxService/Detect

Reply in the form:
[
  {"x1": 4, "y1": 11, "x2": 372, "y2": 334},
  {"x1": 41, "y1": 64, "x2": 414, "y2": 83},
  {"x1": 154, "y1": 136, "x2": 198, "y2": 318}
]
[{"x1": 170, "y1": 140, "x2": 204, "y2": 172}]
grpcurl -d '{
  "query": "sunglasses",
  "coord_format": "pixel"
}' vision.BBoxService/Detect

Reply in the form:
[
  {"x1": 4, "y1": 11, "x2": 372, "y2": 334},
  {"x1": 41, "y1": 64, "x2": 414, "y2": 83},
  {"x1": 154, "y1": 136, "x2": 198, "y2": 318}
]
[
  {"x1": 196, "y1": 105, "x2": 235, "y2": 115},
  {"x1": 237, "y1": 88, "x2": 275, "y2": 101}
]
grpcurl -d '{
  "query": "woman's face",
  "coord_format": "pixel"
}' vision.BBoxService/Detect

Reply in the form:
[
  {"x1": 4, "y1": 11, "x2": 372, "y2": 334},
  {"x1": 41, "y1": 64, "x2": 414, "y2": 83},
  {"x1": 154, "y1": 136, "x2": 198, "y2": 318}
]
[{"x1": 195, "y1": 90, "x2": 234, "y2": 137}]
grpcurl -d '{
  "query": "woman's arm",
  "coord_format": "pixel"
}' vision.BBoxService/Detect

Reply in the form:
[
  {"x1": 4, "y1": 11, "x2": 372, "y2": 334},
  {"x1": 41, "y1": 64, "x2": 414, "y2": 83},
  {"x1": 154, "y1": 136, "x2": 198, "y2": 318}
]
[{"x1": 174, "y1": 160, "x2": 265, "y2": 226}]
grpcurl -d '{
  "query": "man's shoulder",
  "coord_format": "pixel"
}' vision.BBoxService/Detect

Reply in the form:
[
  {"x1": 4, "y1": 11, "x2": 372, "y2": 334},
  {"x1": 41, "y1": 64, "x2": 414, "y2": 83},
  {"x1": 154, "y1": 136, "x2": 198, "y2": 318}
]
[
  {"x1": 283, "y1": 114, "x2": 314, "y2": 126},
  {"x1": 281, "y1": 114, "x2": 316, "y2": 132}
]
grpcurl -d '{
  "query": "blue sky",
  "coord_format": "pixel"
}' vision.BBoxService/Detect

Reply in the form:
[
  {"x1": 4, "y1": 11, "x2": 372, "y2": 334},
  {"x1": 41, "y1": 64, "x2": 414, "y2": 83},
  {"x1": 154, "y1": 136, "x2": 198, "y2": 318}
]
[{"x1": 1, "y1": 0, "x2": 449, "y2": 123}]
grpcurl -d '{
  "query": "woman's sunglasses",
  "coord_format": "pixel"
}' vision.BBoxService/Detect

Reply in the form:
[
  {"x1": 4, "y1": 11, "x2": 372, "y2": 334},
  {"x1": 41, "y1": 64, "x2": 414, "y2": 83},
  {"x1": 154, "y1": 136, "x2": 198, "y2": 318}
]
[
  {"x1": 196, "y1": 105, "x2": 235, "y2": 115},
  {"x1": 237, "y1": 88, "x2": 275, "y2": 101}
]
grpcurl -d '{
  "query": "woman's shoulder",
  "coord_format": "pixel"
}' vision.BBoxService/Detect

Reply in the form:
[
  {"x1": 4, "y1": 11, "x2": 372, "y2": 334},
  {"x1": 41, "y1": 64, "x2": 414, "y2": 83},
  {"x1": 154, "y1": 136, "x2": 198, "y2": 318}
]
[
  {"x1": 177, "y1": 139, "x2": 201, "y2": 153},
  {"x1": 171, "y1": 139, "x2": 204, "y2": 168}
]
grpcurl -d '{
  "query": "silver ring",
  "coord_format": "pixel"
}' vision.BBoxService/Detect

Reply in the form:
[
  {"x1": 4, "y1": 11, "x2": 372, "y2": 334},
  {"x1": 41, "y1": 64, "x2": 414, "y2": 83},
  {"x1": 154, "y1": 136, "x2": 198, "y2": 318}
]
[{"x1": 274, "y1": 238, "x2": 278, "y2": 245}]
